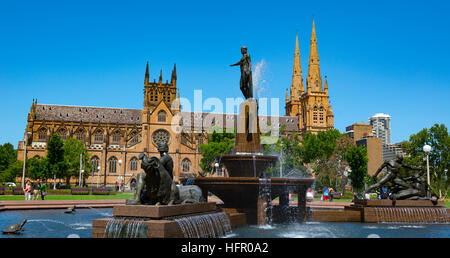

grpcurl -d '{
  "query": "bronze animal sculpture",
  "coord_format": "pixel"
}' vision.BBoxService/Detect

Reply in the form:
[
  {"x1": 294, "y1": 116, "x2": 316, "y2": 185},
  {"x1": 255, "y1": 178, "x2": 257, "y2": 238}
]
[
  {"x1": 2, "y1": 219, "x2": 27, "y2": 234},
  {"x1": 126, "y1": 154, "x2": 204, "y2": 205}
]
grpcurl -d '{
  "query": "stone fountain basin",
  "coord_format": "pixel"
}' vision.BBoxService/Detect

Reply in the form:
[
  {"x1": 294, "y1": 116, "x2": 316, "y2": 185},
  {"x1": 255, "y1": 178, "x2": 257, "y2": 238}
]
[
  {"x1": 220, "y1": 154, "x2": 278, "y2": 178},
  {"x1": 194, "y1": 177, "x2": 314, "y2": 224}
]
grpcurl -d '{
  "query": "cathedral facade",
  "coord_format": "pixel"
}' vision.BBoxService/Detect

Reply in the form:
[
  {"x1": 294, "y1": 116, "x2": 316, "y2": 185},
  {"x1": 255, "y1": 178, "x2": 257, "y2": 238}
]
[{"x1": 18, "y1": 20, "x2": 333, "y2": 188}]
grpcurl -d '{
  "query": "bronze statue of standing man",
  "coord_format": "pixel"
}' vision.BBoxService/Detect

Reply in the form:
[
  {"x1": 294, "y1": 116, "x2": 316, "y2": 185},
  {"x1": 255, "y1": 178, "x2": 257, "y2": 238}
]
[{"x1": 230, "y1": 46, "x2": 253, "y2": 99}]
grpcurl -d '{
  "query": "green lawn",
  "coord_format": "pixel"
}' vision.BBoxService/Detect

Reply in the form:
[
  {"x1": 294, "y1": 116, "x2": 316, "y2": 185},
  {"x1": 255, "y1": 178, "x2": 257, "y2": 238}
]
[{"x1": 0, "y1": 193, "x2": 134, "y2": 201}]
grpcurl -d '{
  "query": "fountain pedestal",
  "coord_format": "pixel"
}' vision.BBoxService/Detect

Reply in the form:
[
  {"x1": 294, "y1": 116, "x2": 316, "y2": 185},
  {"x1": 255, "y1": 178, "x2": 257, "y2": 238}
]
[
  {"x1": 92, "y1": 202, "x2": 246, "y2": 238},
  {"x1": 195, "y1": 177, "x2": 313, "y2": 225},
  {"x1": 345, "y1": 199, "x2": 449, "y2": 223}
]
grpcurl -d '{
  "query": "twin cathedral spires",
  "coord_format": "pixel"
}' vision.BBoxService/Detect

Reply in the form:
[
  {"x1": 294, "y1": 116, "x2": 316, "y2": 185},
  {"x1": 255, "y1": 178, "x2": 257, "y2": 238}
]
[{"x1": 285, "y1": 19, "x2": 334, "y2": 136}]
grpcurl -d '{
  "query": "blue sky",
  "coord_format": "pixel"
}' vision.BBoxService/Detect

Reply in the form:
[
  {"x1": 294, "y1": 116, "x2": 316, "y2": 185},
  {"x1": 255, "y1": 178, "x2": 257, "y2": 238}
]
[{"x1": 0, "y1": 0, "x2": 449, "y2": 146}]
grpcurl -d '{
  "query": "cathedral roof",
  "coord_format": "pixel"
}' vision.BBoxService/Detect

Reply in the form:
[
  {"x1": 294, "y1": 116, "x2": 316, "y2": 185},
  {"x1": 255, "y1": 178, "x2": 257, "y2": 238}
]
[
  {"x1": 32, "y1": 104, "x2": 298, "y2": 132},
  {"x1": 178, "y1": 112, "x2": 299, "y2": 133},
  {"x1": 34, "y1": 104, "x2": 142, "y2": 124}
]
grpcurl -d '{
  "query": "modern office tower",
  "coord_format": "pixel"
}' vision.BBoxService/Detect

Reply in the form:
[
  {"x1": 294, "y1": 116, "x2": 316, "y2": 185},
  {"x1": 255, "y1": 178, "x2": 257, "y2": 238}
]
[{"x1": 369, "y1": 113, "x2": 391, "y2": 145}]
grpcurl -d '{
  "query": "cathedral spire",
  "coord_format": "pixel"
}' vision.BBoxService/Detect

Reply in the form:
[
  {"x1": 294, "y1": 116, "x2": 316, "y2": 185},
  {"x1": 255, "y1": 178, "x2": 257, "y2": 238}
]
[
  {"x1": 324, "y1": 75, "x2": 328, "y2": 93},
  {"x1": 159, "y1": 69, "x2": 163, "y2": 83},
  {"x1": 286, "y1": 88, "x2": 289, "y2": 102},
  {"x1": 145, "y1": 61, "x2": 149, "y2": 85},
  {"x1": 307, "y1": 18, "x2": 322, "y2": 92},
  {"x1": 290, "y1": 33, "x2": 304, "y2": 100},
  {"x1": 171, "y1": 63, "x2": 177, "y2": 84}
]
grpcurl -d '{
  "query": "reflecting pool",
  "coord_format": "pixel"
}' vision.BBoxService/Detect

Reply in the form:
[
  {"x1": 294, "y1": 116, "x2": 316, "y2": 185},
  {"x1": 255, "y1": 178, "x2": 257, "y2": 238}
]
[
  {"x1": 0, "y1": 208, "x2": 113, "y2": 238},
  {"x1": 0, "y1": 209, "x2": 448, "y2": 238}
]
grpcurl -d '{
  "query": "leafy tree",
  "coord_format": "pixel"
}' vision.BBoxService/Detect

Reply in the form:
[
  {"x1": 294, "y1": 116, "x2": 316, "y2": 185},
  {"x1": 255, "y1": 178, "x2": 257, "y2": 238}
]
[
  {"x1": 62, "y1": 138, "x2": 91, "y2": 185},
  {"x1": 264, "y1": 132, "x2": 309, "y2": 178},
  {"x1": 199, "y1": 130, "x2": 235, "y2": 174},
  {"x1": 0, "y1": 160, "x2": 23, "y2": 183},
  {"x1": 403, "y1": 123, "x2": 449, "y2": 197},
  {"x1": 27, "y1": 157, "x2": 50, "y2": 181},
  {"x1": 0, "y1": 143, "x2": 17, "y2": 174},
  {"x1": 298, "y1": 129, "x2": 353, "y2": 190},
  {"x1": 46, "y1": 134, "x2": 66, "y2": 187},
  {"x1": 345, "y1": 145, "x2": 368, "y2": 194}
]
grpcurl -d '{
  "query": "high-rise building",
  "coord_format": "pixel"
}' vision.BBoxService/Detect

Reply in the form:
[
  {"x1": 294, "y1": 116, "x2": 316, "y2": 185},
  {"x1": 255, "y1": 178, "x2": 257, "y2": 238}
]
[
  {"x1": 345, "y1": 123, "x2": 374, "y2": 144},
  {"x1": 369, "y1": 113, "x2": 391, "y2": 145}
]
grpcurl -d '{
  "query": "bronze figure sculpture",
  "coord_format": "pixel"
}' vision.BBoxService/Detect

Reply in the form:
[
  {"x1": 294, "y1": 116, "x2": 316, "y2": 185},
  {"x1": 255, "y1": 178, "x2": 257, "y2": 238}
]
[
  {"x1": 230, "y1": 46, "x2": 253, "y2": 99},
  {"x1": 363, "y1": 155, "x2": 430, "y2": 201},
  {"x1": 126, "y1": 153, "x2": 204, "y2": 205},
  {"x1": 157, "y1": 142, "x2": 174, "y2": 180}
]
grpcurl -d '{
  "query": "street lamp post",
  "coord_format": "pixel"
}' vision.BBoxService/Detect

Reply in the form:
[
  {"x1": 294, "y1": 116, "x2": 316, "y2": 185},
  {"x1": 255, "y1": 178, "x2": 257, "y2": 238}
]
[
  {"x1": 21, "y1": 132, "x2": 31, "y2": 187},
  {"x1": 96, "y1": 166, "x2": 101, "y2": 188},
  {"x1": 79, "y1": 153, "x2": 83, "y2": 187},
  {"x1": 118, "y1": 159, "x2": 122, "y2": 191},
  {"x1": 214, "y1": 162, "x2": 219, "y2": 177},
  {"x1": 423, "y1": 144, "x2": 432, "y2": 198}
]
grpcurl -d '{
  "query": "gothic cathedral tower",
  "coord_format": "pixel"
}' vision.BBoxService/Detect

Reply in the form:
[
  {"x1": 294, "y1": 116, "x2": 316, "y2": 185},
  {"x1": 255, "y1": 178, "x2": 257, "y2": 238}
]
[
  {"x1": 285, "y1": 19, "x2": 334, "y2": 136},
  {"x1": 141, "y1": 62, "x2": 180, "y2": 152}
]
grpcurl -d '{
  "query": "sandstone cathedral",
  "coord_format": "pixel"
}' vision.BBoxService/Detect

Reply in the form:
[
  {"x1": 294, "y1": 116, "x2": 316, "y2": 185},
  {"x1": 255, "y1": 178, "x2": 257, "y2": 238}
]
[{"x1": 18, "y1": 20, "x2": 333, "y2": 187}]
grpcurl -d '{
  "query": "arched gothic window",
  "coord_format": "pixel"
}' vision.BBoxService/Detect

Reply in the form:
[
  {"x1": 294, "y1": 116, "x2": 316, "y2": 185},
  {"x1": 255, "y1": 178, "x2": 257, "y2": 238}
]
[
  {"x1": 313, "y1": 106, "x2": 318, "y2": 123},
  {"x1": 57, "y1": 128, "x2": 68, "y2": 140},
  {"x1": 130, "y1": 157, "x2": 139, "y2": 171},
  {"x1": 158, "y1": 110, "x2": 167, "y2": 123},
  {"x1": 182, "y1": 158, "x2": 191, "y2": 172},
  {"x1": 108, "y1": 157, "x2": 118, "y2": 173},
  {"x1": 38, "y1": 127, "x2": 48, "y2": 141},
  {"x1": 319, "y1": 106, "x2": 324, "y2": 123},
  {"x1": 94, "y1": 129, "x2": 104, "y2": 144},
  {"x1": 75, "y1": 128, "x2": 86, "y2": 141},
  {"x1": 91, "y1": 156, "x2": 100, "y2": 172},
  {"x1": 150, "y1": 89, "x2": 156, "y2": 102},
  {"x1": 111, "y1": 130, "x2": 122, "y2": 145}
]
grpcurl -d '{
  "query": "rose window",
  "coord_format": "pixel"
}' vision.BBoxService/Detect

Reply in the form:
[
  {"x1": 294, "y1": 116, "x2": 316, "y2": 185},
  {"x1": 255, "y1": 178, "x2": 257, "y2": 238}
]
[{"x1": 152, "y1": 129, "x2": 170, "y2": 146}]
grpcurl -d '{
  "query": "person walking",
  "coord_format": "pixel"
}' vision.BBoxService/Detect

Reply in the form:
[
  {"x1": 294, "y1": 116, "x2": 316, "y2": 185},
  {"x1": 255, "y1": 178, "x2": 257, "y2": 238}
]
[
  {"x1": 23, "y1": 180, "x2": 32, "y2": 201},
  {"x1": 40, "y1": 181, "x2": 47, "y2": 200},
  {"x1": 328, "y1": 187, "x2": 334, "y2": 202},
  {"x1": 32, "y1": 181, "x2": 40, "y2": 200},
  {"x1": 322, "y1": 186, "x2": 329, "y2": 201}
]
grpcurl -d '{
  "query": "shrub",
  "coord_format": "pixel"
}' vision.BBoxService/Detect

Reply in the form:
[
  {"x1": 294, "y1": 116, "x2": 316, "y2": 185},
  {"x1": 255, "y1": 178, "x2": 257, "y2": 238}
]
[
  {"x1": 71, "y1": 187, "x2": 90, "y2": 195},
  {"x1": 92, "y1": 187, "x2": 110, "y2": 195},
  {"x1": 12, "y1": 187, "x2": 24, "y2": 195},
  {"x1": 47, "y1": 189, "x2": 72, "y2": 195}
]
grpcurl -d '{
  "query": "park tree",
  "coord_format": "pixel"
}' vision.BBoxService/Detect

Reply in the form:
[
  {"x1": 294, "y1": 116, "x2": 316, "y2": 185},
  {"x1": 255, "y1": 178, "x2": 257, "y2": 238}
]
[
  {"x1": 0, "y1": 143, "x2": 17, "y2": 174},
  {"x1": 298, "y1": 129, "x2": 353, "y2": 191},
  {"x1": 263, "y1": 131, "x2": 309, "y2": 178},
  {"x1": 0, "y1": 143, "x2": 23, "y2": 183},
  {"x1": 403, "y1": 123, "x2": 449, "y2": 198},
  {"x1": 27, "y1": 157, "x2": 50, "y2": 181},
  {"x1": 199, "y1": 129, "x2": 235, "y2": 174},
  {"x1": 345, "y1": 145, "x2": 368, "y2": 194},
  {"x1": 46, "y1": 134, "x2": 66, "y2": 188},
  {"x1": 62, "y1": 138, "x2": 91, "y2": 186}
]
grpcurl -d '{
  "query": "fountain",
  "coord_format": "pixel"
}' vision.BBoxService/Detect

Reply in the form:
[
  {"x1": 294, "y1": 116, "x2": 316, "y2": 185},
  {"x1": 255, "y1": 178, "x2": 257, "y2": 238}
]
[{"x1": 194, "y1": 48, "x2": 314, "y2": 225}]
